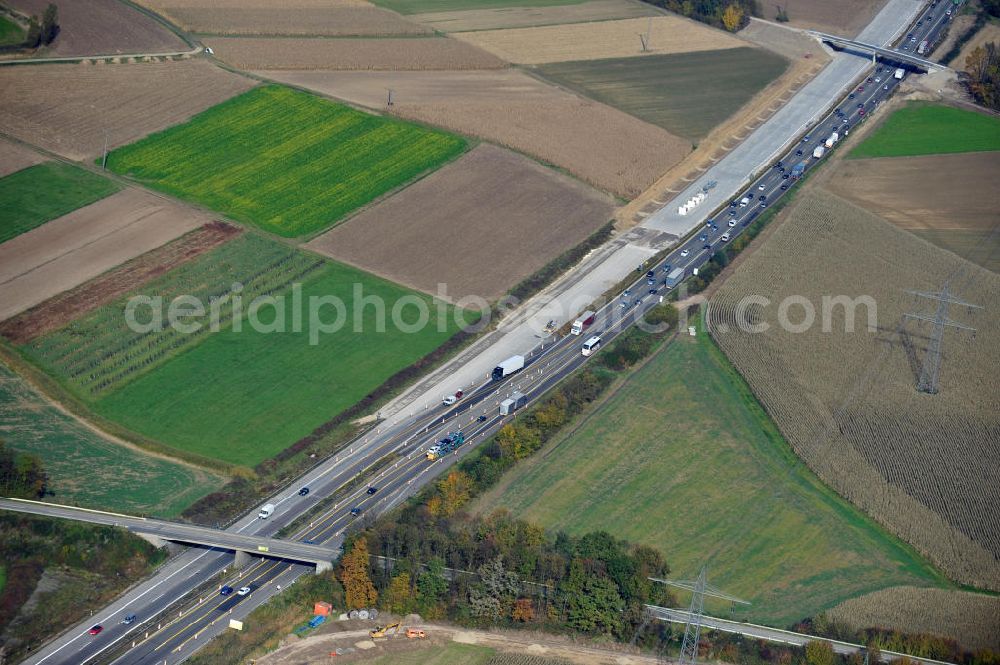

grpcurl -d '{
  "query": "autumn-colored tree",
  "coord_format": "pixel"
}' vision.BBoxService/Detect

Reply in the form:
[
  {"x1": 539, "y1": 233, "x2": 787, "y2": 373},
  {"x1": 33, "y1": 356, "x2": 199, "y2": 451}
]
[
  {"x1": 512, "y1": 598, "x2": 535, "y2": 622},
  {"x1": 338, "y1": 538, "x2": 378, "y2": 609},
  {"x1": 805, "y1": 640, "x2": 836, "y2": 665},
  {"x1": 384, "y1": 571, "x2": 413, "y2": 614},
  {"x1": 497, "y1": 424, "x2": 540, "y2": 460},
  {"x1": 426, "y1": 494, "x2": 444, "y2": 517},
  {"x1": 435, "y1": 470, "x2": 474, "y2": 516},
  {"x1": 721, "y1": 3, "x2": 745, "y2": 31}
]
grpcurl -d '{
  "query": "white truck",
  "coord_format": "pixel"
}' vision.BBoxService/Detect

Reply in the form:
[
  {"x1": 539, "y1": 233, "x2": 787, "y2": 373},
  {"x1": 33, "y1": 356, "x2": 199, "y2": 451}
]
[
  {"x1": 491, "y1": 355, "x2": 525, "y2": 381},
  {"x1": 258, "y1": 503, "x2": 275, "y2": 519},
  {"x1": 894, "y1": 67, "x2": 905, "y2": 80},
  {"x1": 825, "y1": 131, "x2": 839, "y2": 148},
  {"x1": 570, "y1": 310, "x2": 596, "y2": 335},
  {"x1": 812, "y1": 145, "x2": 826, "y2": 159},
  {"x1": 499, "y1": 391, "x2": 528, "y2": 415}
]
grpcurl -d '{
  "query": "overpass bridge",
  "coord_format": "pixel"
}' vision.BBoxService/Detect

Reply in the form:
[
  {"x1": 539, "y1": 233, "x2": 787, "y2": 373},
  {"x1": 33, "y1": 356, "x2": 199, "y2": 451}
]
[
  {"x1": 0, "y1": 498, "x2": 338, "y2": 572},
  {"x1": 809, "y1": 30, "x2": 949, "y2": 72}
]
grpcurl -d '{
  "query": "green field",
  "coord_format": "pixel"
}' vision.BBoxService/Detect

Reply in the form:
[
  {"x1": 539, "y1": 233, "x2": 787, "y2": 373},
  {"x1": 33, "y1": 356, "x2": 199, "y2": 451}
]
[
  {"x1": 474, "y1": 317, "x2": 945, "y2": 626},
  {"x1": 106, "y1": 85, "x2": 467, "y2": 238},
  {"x1": 850, "y1": 101, "x2": 1000, "y2": 158},
  {"x1": 537, "y1": 47, "x2": 788, "y2": 141},
  {"x1": 0, "y1": 363, "x2": 222, "y2": 516},
  {"x1": 0, "y1": 15, "x2": 25, "y2": 46},
  {"x1": 25, "y1": 234, "x2": 470, "y2": 467},
  {"x1": 373, "y1": 0, "x2": 584, "y2": 14},
  {"x1": 0, "y1": 162, "x2": 120, "y2": 245}
]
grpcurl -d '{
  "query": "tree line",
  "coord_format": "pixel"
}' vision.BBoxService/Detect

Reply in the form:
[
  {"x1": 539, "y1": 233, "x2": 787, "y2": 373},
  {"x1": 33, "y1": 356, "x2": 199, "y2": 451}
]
[
  {"x1": 0, "y1": 440, "x2": 46, "y2": 499},
  {"x1": 0, "y1": 4, "x2": 58, "y2": 53},
  {"x1": 638, "y1": 0, "x2": 759, "y2": 32}
]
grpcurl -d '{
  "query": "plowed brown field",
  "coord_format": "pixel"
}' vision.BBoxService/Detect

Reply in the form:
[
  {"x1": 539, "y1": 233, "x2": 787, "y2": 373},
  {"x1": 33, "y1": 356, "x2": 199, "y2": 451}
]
[
  {"x1": 0, "y1": 139, "x2": 44, "y2": 178},
  {"x1": 263, "y1": 69, "x2": 689, "y2": 198},
  {"x1": 0, "y1": 221, "x2": 240, "y2": 343},
  {"x1": 782, "y1": 0, "x2": 889, "y2": 37},
  {"x1": 451, "y1": 15, "x2": 743, "y2": 64},
  {"x1": 6, "y1": 0, "x2": 185, "y2": 56},
  {"x1": 412, "y1": 0, "x2": 663, "y2": 32},
  {"x1": 0, "y1": 189, "x2": 220, "y2": 323},
  {"x1": 308, "y1": 144, "x2": 614, "y2": 300},
  {"x1": 207, "y1": 36, "x2": 504, "y2": 70},
  {"x1": 0, "y1": 60, "x2": 256, "y2": 160},
  {"x1": 152, "y1": 6, "x2": 430, "y2": 36}
]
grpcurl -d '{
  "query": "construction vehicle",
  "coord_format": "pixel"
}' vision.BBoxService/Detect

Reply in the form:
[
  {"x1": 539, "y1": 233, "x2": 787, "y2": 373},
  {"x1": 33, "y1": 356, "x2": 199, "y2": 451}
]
[
  {"x1": 370, "y1": 622, "x2": 401, "y2": 639},
  {"x1": 426, "y1": 431, "x2": 466, "y2": 460},
  {"x1": 406, "y1": 628, "x2": 427, "y2": 639}
]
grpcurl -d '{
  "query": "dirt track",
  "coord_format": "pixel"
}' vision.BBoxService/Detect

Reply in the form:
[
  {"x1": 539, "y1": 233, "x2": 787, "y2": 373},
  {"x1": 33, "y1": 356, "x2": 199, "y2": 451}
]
[
  {"x1": 0, "y1": 189, "x2": 217, "y2": 323},
  {"x1": 264, "y1": 69, "x2": 689, "y2": 198},
  {"x1": 308, "y1": 144, "x2": 615, "y2": 301}
]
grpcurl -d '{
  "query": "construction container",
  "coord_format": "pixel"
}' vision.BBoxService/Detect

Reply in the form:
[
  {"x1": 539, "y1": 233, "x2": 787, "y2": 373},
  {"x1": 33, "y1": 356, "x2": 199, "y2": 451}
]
[{"x1": 314, "y1": 601, "x2": 332, "y2": 616}]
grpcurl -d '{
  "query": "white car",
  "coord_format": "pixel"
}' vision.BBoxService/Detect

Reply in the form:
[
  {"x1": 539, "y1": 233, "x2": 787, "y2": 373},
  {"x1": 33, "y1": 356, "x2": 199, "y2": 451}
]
[
  {"x1": 728, "y1": 219, "x2": 737, "y2": 227},
  {"x1": 442, "y1": 395, "x2": 457, "y2": 405},
  {"x1": 237, "y1": 586, "x2": 251, "y2": 596},
  {"x1": 757, "y1": 184, "x2": 765, "y2": 190},
  {"x1": 680, "y1": 248, "x2": 690, "y2": 257}
]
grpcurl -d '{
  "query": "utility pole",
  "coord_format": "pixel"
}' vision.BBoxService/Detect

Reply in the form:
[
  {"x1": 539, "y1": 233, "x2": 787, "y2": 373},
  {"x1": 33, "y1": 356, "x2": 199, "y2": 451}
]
[
  {"x1": 648, "y1": 567, "x2": 750, "y2": 664},
  {"x1": 101, "y1": 129, "x2": 109, "y2": 170},
  {"x1": 902, "y1": 282, "x2": 981, "y2": 394},
  {"x1": 386, "y1": 88, "x2": 393, "y2": 108}
]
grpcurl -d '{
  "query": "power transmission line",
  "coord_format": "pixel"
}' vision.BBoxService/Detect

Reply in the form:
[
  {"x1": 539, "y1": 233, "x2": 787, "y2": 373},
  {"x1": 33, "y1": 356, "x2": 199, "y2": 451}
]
[{"x1": 902, "y1": 283, "x2": 981, "y2": 394}]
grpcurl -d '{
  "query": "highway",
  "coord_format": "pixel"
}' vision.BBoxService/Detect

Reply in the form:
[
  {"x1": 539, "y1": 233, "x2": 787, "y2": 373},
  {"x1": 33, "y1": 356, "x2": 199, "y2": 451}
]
[{"x1": 14, "y1": 2, "x2": 961, "y2": 664}]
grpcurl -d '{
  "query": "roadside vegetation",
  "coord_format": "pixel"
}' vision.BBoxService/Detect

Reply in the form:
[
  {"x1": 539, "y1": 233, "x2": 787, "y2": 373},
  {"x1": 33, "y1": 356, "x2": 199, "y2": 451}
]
[
  {"x1": 0, "y1": 162, "x2": 119, "y2": 244},
  {"x1": 964, "y1": 40, "x2": 1000, "y2": 111},
  {"x1": 106, "y1": 85, "x2": 467, "y2": 238},
  {"x1": 0, "y1": 3, "x2": 57, "y2": 52},
  {"x1": 537, "y1": 47, "x2": 788, "y2": 141},
  {"x1": 848, "y1": 102, "x2": 1000, "y2": 157},
  {"x1": 638, "y1": 0, "x2": 756, "y2": 31},
  {"x1": 0, "y1": 15, "x2": 24, "y2": 46}
]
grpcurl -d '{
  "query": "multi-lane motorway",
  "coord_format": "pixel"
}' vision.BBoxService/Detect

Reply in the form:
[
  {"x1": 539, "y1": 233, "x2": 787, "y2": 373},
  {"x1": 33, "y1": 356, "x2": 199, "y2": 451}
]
[{"x1": 17, "y1": 3, "x2": 960, "y2": 664}]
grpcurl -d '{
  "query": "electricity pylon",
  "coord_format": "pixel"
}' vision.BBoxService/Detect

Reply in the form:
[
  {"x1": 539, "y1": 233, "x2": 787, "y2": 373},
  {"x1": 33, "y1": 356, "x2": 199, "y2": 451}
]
[
  {"x1": 648, "y1": 567, "x2": 750, "y2": 664},
  {"x1": 903, "y1": 283, "x2": 981, "y2": 394}
]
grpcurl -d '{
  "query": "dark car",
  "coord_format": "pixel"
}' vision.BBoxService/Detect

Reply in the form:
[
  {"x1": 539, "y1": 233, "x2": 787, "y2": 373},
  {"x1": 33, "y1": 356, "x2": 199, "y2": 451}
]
[
  {"x1": 728, "y1": 209, "x2": 737, "y2": 216},
  {"x1": 780, "y1": 183, "x2": 788, "y2": 191},
  {"x1": 849, "y1": 93, "x2": 855, "y2": 99},
  {"x1": 662, "y1": 264, "x2": 672, "y2": 273},
  {"x1": 350, "y1": 507, "x2": 362, "y2": 516},
  {"x1": 729, "y1": 201, "x2": 737, "y2": 207},
  {"x1": 88, "y1": 625, "x2": 103, "y2": 635},
  {"x1": 477, "y1": 414, "x2": 488, "y2": 422},
  {"x1": 646, "y1": 270, "x2": 655, "y2": 278},
  {"x1": 220, "y1": 586, "x2": 234, "y2": 596},
  {"x1": 366, "y1": 486, "x2": 378, "y2": 495},
  {"x1": 858, "y1": 102, "x2": 864, "y2": 108},
  {"x1": 699, "y1": 234, "x2": 707, "y2": 242},
  {"x1": 796, "y1": 149, "x2": 803, "y2": 156},
  {"x1": 702, "y1": 243, "x2": 711, "y2": 250},
  {"x1": 782, "y1": 173, "x2": 790, "y2": 179},
  {"x1": 759, "y1": 195, "x2": 766, "y2": 201},
  {"x1": 298, "y1": 487, "x2": 309, "y2": 496},
  {"x1": 649, "y1": 288, "x2": 657, "y2": 295},
  {"x1": 760, "y1": 202, "x2": 767, "y2": 208},
  {"x1": 121, "y1": 614, "x2": 137, "y2": 626},
  {"x1": 802, "y1": 135, "x2": 810, "y2": 142}
]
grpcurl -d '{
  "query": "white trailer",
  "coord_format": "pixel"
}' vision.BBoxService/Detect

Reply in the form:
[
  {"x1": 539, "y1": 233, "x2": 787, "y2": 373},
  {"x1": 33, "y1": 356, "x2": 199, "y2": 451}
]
[
  {"x1": 492, "y1": 355, "x2": 525, "y2": 381},
  {"x1": 894, "y1": 68, "x2": 905, "y2": 80},
  {"x1": 571, "y1": 310, "x2": 596, "y2": 335},
  {"x1": 812, "y1": 145, "x2": 826, "y2": 159},
  {"x1": 825, "y1": 131, "x2": 839, "y2": 148},
  {"x1": 500, "y1": 391, "x2": 527, "y2": 415}
]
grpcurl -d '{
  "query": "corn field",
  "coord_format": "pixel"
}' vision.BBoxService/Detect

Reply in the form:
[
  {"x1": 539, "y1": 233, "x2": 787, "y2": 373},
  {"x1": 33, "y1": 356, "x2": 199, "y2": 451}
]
[
  {"x1": 709, "y1": 189, "x2": 1000, "y2": 590},
  {"x1": 828, "y1": 586, "x2": 1000, "y2": 651}
]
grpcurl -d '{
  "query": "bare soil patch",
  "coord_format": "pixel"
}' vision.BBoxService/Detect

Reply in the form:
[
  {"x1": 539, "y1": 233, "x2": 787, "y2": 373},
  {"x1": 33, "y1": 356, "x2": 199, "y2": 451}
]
[
  {"x1": 0, "y1": 138, "x2": 44, "y2": 178},
  {"x1": 935, "y1": 13, "x2": 976, "y2": 64},
  {"x1": 412, "y1": 0, "x2": 662, "y2": 32},
  {"x1": 0, "y1": 221, "x2": 239, "y2": 343},
  {"x1": 0, "y1": 60, "x2": 256, "y2": 161},
  {"x1": 160, "y1": 6, "x2": 430, "y2": 36},
  {"x1": 451, "y1": 15, "x2": 743, "y2": 64},
  {"x1": 0, "y1": 189, "x2": 221, "y2": 323},
  {"x1": 263, "y1": 69, "x2": 689, "y2": 197},
  {"x1": 782, "y1": 0, "x2": 890, "y2": 37},
  {"x1": 740, "y1": 17, "x2": 829, "y2": 61},
  {"x1": 308, "y1": 144, "x2": 614, "y2": 300},
  {"x1": 207, "y1": 36, "x2": 505, "y2": 70},
  {"x1": 6, "y1": 0, "x2": 184, "y2": 56},
  {"x1": 957, "y1": 21, "x2": 1000, "y2": 66},
  {"x1": 825, "y1": 151, "x2": 1000, "y2": 272}
]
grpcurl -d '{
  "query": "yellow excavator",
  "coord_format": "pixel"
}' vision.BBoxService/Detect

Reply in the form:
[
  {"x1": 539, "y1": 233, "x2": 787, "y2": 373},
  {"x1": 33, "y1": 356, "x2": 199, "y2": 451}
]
[{"x1": 369, "y1": 622, "x2": 401, "y2": 639}]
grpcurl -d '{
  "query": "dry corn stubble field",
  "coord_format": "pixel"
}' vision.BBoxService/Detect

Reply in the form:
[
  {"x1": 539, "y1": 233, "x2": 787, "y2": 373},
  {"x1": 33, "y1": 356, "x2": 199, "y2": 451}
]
[
  {"x1": 782, "y1": 0, "x2": 890, "y2": 36},
  {"x1": 828, "y1": 586, "x2": 1000, "y2": 651},
  {"x1": 0, "y1": 61, "x2": 257, "y2": 161},
  {"x1": 263, "y1": 69, "x2": 690, "y2": 198},
  {"x1": 710, "y1": 188, "x2": 1000, "y2": 590},
  {"x1": 153, "y1": 6, "x2": 431, "y2": 36},
  {"x1": 308, "y1": 144, "x2": 615, "y2": 300},
  {"x1": 411, "y1": 0, "x2": 663, "y2": 32},
  {"x1": 450, "y1": 15, "x2": 743, "y2": 64},
  {"x1": 207, "y1": 36, "x2": 505, "y2": 70}
]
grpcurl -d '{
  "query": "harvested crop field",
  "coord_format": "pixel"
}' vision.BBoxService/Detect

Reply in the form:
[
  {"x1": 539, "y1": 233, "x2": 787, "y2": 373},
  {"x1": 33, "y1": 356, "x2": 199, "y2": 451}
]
[
  {"x1": 107, "y1": 85, "x2": 467, "y2": 237},
  {"x1": 451, "y1": 15, "x2": 743, "y2": 64},
  {"x1": 264, "y1": 69, "x2": 690, "y2": 198},
  {"x1": 828, "y1": 586, "x2": 1000, "y2": 651},
  {"x1": 710, "y1": 188, "x2": 1000, "y2": 589},
  {"x1": 205, "y1": 36, "x2": 505, "y2": 70},
  {"x1": 0, "y1": 139, "x2": 43, "y2": 178},
  {"x1": 308, "y1": 144, "x2": 614, "y2": 301},
  {"x1": 154, "y1": 6, "x2": 430, "y2": 36},
  {"x1": 538, "y1": 47, "x2": 789, "y2": 140},
  {"x1": 0, "y1": 60, "x2": 256, "y2": 161},
  {"x1": 0, "y1": 363, "x2": 222, "y2": 517},
  {"x1": 958, "y1": 22, "x2": 1000, "y2": 66},
  {"x1": 825, "y1": 152, "x2": 1000, "y2": 273},
  {"x1": 783, "y1": 0, "x2": 889, "y2": 37},
  {"x1": 411, "y1": 0, "x2": 663, "y2": 32},
  {"x1": 0, "y1": 193, "x2": 224, "y2": 324},
  {"x1": 6, "y1": 0, "x2": 185, "y2": 56}
]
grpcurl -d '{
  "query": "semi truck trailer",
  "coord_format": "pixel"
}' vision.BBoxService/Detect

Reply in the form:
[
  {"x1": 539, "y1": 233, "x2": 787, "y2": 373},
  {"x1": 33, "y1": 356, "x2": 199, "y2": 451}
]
[
  {"x1": 492, "y1": 355, "x2": 524, "y2": 381},
  {"x1": 570, "y1": 311, "x2": 596, "y2": 335},
  {"x1": 500, "y1": 391, "x2": 527, "y2": 415}
]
